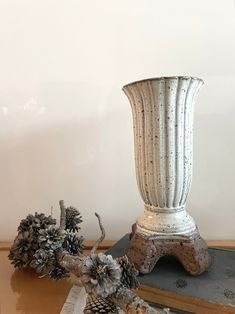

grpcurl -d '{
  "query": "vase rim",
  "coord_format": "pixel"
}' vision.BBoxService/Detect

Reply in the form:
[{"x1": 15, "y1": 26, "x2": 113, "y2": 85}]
[{"x1": 123, "y1": 76, "x2": 204, "y2": 89}]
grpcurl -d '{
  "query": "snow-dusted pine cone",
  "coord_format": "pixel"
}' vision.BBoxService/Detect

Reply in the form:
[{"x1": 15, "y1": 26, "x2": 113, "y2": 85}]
[
  {"x1": 38, "y1": 226, "x2": 64, "y2": 250},
  {"x1": 18, "y1": 212, "x2": 56, "y2": 233},
  {"x1": 62, "y1": 232, "x2": 84, "y2": 255},
  {"x1": 9, "y1": 212, "x2": 58, "y2": 270},
  {"x1": 8, "y1": 231, "x2": 33, "y2": 269},
  {"x1": 65, "y1": 206, "x2": 82, "y2": 232},
  {"x1": 48, "y1": 265, "x2": 69, "y2": 280},
  {"x1": 81, "y1": 253, "x2": 121, "y2": 298},
  {"x1": 30, "y1": 249, "x2": 55, "y2": 274},
  {"x1": 84, "y1": 295, "x2": 118, "y2": 313},
  {"x1": 116, "y1": 255, "x2": 139, "y2": 289}
]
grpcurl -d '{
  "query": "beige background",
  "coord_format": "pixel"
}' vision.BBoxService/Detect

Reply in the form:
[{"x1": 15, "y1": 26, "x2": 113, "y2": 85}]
[{"x1": 0, "y1": 0, "x2": 235, "y2": 241}]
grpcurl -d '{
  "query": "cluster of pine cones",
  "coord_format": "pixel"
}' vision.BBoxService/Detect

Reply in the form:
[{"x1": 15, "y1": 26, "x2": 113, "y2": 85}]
[
  {"x1": 9, "y1": 206, "x2": 84, "y2": 280},
  {"x1": 9, "y1": 204, "x2": 142, "y2": 313}
]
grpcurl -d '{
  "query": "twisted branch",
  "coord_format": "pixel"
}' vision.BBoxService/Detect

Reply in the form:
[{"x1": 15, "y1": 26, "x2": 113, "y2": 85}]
[
  {"x1": 59, "y1": 200, "x2": 66, "y2": 231},
  {"x1": 90, "y1": 212, "x2": 105, "y2": 254}
]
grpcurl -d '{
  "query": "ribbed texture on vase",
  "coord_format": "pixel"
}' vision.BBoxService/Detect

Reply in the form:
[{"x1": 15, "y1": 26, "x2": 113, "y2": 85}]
[{"x1": 123, "y1": 77, "x2": 203, "y2": 210}]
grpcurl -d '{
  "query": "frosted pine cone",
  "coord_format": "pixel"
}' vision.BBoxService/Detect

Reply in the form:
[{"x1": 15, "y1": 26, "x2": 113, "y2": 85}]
[
  {"x1": 81, "y1": 253, "x2": 121, "y2": 298},
  {"x1": 30, "y1": 249, "x2": 55, "y2": 274},
  {"x1": 38, "y1": 226, "x2": 64, "y2": 250},
  {"x1": 8, "y1": 231, "x2": 33, "y2": 268},
  {"x1": 65, "y1": 206, "x2": 82, "y2": 232},
  {"x1": 62, "y1": 232, "x2": 84, "y2": 255},
  {"x1": 18, "y1": 212, "x2": 56, "y2": 233},
  {"x1": 48, "y1": 265, "x2": 69, "y2": 280},
  {"x1": 84, "y1": 295, "x2": 118, "y2": 313},
  {"x1": 116, "y1": 255, "x2": 139, "y2": 289},
  {"x1": 9, "y1": 212, "x2": 57, "y2": 270}
]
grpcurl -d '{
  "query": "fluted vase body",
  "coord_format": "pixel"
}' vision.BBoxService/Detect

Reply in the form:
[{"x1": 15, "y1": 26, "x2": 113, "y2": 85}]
[{"x1": 123, "y1": 77, "x2": 204, "y2": 237}]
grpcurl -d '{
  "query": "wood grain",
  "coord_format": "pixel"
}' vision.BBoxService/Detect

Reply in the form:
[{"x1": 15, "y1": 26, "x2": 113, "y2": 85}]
[
  {"x1": 1, "y1": 239, "x2": 235, "y2": 314},
  {"x1": 206, "y1": 240, "x2": 235, "y2": 249},
  {"x1": 0, "y1": 250, "x2": 74, "y2": 314},
  {"x1": 1, "y1": 240, "x2": 235, "y2": 251}
]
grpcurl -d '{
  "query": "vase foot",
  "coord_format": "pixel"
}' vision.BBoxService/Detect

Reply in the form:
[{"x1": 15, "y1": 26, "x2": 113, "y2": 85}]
[{"x1": 128, "y1": 226, "x2": 211, "y2": 276}]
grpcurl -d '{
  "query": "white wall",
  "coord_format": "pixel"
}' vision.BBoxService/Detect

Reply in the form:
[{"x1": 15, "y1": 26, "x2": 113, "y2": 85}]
[{"x1": 0, "y1": 0, "x2": 234, "y2": 241}]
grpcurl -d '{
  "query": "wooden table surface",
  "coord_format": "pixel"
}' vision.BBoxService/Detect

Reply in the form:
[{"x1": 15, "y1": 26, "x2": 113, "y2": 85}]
[
  {"x1": 0, "y1": 249, "x2": 74, "y2": 314},
  {"x1": 1, "y1": 240, "x2": 234, "y2": 314},
  {"x1": 0, "y1": 241, "x2": 112, "y2": 314}
]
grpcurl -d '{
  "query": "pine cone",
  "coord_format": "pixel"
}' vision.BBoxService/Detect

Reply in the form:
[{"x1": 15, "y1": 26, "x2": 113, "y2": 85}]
[
  {"x1": 17, "y1": 215, "x2": 35, "y2": 232},
  {"x1": 62, "y1": 232, "x2": 84, "y2": 255},
  {"x1": 84, "y1": 295, "x2": 118, "y2": 313},
  {"x1": 30, "y1": 249, "x2": 55, "y2": 274},
  {"x1": 65, "y1": 206, "x2": 82, "y2": 232},
  {"x1": 82, "y1": 253, "x2": 121, "y2": 298},
  {"x1": 38, "y1": 226, "x2": 64, "y2": 250},
  {"x1": 8, "y1": 231, "x2": 33, "y2": 268},
  {"x1": 48, "y1": 266, "x2": 69, "y2": 280},
  {"x1": 10, "y1": 212, "x2": 57, "y2": 270},
  {"x1": 116, "y1": 255, "x2": 139, "y2": 289},
  {"x1": 18, "y1": 212, "x2": 56, "y2": 233}
]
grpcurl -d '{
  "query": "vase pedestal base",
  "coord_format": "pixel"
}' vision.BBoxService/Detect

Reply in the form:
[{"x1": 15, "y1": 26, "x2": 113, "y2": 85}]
[{"x1": 128, "y1": 227, "x2": 211, "y2": 276}]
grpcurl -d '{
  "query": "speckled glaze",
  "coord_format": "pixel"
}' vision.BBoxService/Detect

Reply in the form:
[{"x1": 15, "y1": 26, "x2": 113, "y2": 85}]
[
  {"x1": 128, "y1": 230, "x2": 211, "y2": 275},
  {"x1": 123, "y1": 77, "x2": 203, "y2": 237}
]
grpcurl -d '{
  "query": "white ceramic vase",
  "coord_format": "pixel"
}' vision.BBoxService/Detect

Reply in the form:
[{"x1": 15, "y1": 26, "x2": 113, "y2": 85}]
[{"x1": 123, "y1": 77, "x2": 211, "y2": 275}]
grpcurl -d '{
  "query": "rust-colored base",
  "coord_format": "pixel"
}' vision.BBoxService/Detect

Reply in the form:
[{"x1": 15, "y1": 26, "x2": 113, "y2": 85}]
[{"x1": 128, "y1": 228, "x2": 211, "y2": 276}]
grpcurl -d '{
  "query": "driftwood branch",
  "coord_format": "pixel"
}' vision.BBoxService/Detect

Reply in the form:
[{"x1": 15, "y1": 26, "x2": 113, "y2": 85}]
[
  {"x1": 110, "y1": 287, "x2": 169, "y2": 314},
  {"x1": 90, "y1": 212, "x2": 105, "y2": 254},
  {"x1": 59, "y1": 200, "x2": 66, "y2": 231},
  {"x1": 59, "y1": 254, "x2": 170, "y2": 314},
  {"x1": 60, "y1": 254, "x2": 84, "y2": 282},
  {"x1": 59, "y1": 212, "x2": 170, "y2": 314}
]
